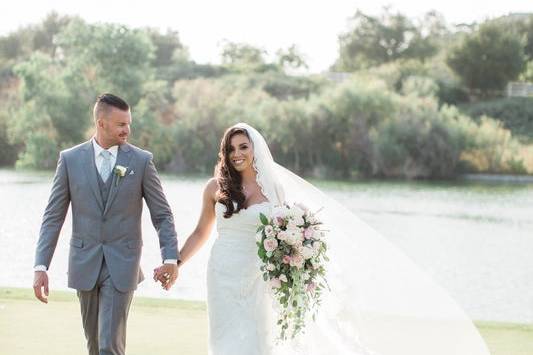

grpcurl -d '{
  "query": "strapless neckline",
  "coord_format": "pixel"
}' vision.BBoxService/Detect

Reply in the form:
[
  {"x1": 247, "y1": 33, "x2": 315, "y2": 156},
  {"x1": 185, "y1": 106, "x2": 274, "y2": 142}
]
[{"x1": 216, "y1": 201, "x2": 270, "y2": 212}]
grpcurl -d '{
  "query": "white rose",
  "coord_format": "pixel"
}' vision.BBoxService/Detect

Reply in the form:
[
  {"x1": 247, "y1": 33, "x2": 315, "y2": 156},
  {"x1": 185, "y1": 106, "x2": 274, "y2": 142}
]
[
  {"x1": 277, "y1": 231, "x2": 288, "y2": 241},
  {"x1": 266, "y1": 263, "x2": 275, "y2": 271},
  {"x1": 114, "y1": 165, "x2": 127, "y2": 177},
  {"x1": 301, "y1": 246, "x2": 315, "y2": 260},
  {"x1": 287, "y1": 219, "x2": 299, "y2": 230},
  {"x1": 264, "y1": 225, "x2": 274, "y2": 237}
]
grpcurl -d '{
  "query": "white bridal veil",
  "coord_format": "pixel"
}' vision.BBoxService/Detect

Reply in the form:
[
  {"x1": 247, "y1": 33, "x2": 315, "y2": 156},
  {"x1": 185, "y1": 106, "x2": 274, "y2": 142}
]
[{"x1": 233, "y1": 122, "x2": 490, "y2": 355}]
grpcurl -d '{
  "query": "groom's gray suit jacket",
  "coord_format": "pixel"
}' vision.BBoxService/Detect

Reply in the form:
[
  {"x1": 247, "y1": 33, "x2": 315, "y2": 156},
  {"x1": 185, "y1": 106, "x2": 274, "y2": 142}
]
[{"x1": 34, "y1": 140, "x2": 179, "y2": 292}]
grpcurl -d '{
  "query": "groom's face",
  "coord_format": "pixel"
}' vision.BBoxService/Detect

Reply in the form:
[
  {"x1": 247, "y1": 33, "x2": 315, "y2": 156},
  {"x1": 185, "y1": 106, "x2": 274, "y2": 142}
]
[
  {"x1": 229, "y1": 134, "x2": 253, "y2": 172},
  {"x1": 97, "y1": 108, "x2": 131, "y2": 146}
]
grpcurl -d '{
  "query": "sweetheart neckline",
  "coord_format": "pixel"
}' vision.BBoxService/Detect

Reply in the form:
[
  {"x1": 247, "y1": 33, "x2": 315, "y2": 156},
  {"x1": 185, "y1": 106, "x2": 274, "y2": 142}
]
[{"x1": 216, "y1": 201, "x2": 270, "y2": 212}]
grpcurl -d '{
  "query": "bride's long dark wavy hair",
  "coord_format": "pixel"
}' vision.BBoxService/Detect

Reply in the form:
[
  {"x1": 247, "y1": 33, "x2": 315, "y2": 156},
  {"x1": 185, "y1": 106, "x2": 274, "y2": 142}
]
[{"x1": 215, "y1": 126, "x2": 252, "y2": 218}]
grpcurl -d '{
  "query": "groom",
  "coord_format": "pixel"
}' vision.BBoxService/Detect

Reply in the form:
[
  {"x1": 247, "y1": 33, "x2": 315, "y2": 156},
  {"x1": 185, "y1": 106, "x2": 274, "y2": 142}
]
[{"x1": 32, "y1": 93, "x2": 180, "y2": 355}]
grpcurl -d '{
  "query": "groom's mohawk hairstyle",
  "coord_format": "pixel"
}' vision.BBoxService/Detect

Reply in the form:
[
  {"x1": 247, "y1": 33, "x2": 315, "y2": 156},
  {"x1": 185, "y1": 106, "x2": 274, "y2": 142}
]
[{"x1": 93, "y1": 93, "x2": 130, "y2": 120}]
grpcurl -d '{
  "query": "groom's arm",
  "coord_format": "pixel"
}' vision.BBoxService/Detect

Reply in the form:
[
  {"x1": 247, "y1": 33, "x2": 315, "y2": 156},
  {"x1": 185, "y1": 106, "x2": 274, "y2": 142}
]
[
  {"x1": 35, "y1": 151, "x2": 71, "y2": 269},
  {"x1": 141, "y1": 152, "x2": 179, "y2": 262},
  {"x1": 33, "y1": 151, "x2": 71, "y2": 303}
]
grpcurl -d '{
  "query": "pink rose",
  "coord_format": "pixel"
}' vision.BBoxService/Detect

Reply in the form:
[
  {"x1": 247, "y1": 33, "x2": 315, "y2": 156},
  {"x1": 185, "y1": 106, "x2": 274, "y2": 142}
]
[
  {"x1": 303, "y1": 228, "x2": 314, "y2": 239},
  {"x1": 270, "y1": 278, "x2": 281, "y2": 289},
  {"x1": 277, "y1": 231, "x2": 288, "y2": 241},
  {"x1": 274, "y1": 216, "x2": 286, "y2": 227},
  {"x1": 282, "y1": 255, "x2": 292, "y2": 264},
  {"x1": 263, "y1": 238, "x2": 278, "y2": 252},
  {"x1": 290, "y1": 254, "x2": 305, "y2": 269}
]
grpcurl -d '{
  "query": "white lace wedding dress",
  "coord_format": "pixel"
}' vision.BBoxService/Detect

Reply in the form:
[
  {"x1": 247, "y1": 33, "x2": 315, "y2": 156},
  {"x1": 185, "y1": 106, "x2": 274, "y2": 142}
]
[{"x1": 207, "y1": 201, "x2": 276, "y2": 355}]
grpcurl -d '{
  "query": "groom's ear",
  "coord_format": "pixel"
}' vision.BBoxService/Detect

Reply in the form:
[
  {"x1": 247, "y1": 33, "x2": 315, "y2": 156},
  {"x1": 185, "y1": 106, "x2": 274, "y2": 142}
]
[{"x1": 95, "y1": 117, "x2": 105, "y2": 129}]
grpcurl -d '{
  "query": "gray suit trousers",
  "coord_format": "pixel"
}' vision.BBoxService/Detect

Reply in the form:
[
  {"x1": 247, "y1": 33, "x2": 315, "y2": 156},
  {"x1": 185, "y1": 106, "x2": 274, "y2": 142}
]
[{"x1": 77, "y1": 259, "x2": 134, "y2": 355}]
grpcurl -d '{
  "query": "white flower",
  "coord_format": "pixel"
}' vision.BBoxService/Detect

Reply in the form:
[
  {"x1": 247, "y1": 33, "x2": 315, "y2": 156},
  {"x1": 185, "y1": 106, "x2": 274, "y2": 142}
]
[
  {"x1": 279, "y1": 274, "x2": 288, "y2": 283},
  {"x1": 301, "y1": 246, "x2": 315, "y2": 260},
  {"x1": 312, "y1": 241, "x2": 322, "y2": 251},
  {"x1": 308, "y1": 215, "x2": 319, "y2": 225},
  {"x1": 114, "y1": 165, "x2": 127, "y2": 177},
  {"x1": 277, "y1": 231, "x2": 288, "y2": 241},
  {"x1": 287, "y1": 206, "x2": 305, "y2": 226},
  {"x1": 284, "y1": 231, "x2": 301, "y2": 246},
  {"x1": 313, "y1": 230, "x2": 325, "y2": 240},
  {"x1": 266, "y1": 263, "x2": 276, "y2": 271},
  {"x1": 264, "y1": 225, "x2": 274, "y2": 237}
]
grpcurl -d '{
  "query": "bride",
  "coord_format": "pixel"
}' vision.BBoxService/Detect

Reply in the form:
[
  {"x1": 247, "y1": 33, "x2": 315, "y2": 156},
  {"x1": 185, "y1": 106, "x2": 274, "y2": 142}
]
[{"x1": 155, "y1": 123, "x2": 490, "y2": 355}]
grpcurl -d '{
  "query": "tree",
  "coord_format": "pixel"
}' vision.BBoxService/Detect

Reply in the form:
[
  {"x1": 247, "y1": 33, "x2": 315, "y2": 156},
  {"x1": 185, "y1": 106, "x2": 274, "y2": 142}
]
[
  {"x1": 56, "y1": 19, "x2": 155, "y2": 104},
  {"x1": 220, "y1": 41, "x2": 275, "y2": 72},
  {"x1": 276, "y1": 45, "x2": 308, "y2": 71},
  {"x1": 334, "y1": 8, "x2": 440, "y2": 71},
  {"x1": 447, "y1": 22, "x2": 526, "y2": 96}
]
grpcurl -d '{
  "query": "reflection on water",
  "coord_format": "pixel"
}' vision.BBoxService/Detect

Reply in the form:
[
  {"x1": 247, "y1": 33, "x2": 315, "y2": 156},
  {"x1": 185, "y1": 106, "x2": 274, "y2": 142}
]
[{"x1": 1, "y1": 169, "x2": 532, "y2": 323}]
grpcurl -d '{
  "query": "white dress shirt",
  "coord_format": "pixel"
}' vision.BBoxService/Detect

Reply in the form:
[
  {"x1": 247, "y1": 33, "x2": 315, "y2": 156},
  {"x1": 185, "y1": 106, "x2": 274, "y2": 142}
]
[{"x1": 34, "y1": 139, "x2": 176, "y2": 271}]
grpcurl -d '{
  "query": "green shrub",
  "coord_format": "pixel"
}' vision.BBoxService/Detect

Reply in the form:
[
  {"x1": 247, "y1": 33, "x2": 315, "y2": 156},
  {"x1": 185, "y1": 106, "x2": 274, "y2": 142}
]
[{"x1": 460, "y1": 97, "x2": 533, "y2": 141}]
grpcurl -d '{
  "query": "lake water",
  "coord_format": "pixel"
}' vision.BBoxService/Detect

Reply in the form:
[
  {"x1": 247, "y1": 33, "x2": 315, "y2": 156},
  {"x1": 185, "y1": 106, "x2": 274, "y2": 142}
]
[{"x1": 1, "y1": 169, "x2": 532, "y2": 323}]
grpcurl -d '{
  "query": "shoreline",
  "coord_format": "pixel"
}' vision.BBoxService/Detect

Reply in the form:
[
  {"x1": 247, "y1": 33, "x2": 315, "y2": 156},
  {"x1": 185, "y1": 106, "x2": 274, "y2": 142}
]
[{"x1": 2, "y1": 167, "x2": 533, "y2": 185}]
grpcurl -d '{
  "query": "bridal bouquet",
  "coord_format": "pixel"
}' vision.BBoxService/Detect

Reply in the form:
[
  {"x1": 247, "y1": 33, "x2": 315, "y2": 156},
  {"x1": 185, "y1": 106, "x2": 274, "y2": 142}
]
[{"x1": 256, "y1": 202, "x2": 329, "y2": 340}]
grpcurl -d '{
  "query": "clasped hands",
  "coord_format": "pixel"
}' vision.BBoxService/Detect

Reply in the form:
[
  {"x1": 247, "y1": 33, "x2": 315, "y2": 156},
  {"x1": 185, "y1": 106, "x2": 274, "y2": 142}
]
[{"x1": 153, "y1": 263, "x2": 179, "y2": 290}]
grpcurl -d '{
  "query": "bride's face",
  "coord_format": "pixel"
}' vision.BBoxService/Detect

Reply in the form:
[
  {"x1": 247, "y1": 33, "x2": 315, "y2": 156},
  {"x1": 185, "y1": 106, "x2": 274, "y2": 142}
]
[{"x1": 229, "y1": 133, "x2": 254, "y2": 172}]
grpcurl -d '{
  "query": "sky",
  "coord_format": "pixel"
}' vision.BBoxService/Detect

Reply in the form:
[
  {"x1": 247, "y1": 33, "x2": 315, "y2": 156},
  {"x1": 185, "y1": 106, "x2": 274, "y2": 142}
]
[{"x1": 0, "y1": 0, "x2": 531, "y2": 72}]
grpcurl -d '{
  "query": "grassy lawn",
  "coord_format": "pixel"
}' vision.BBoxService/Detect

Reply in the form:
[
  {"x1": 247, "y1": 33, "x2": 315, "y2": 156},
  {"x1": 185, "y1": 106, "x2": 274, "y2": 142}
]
[{"x1": 1, "y1": 287, "x2": 532, "y2": 355}]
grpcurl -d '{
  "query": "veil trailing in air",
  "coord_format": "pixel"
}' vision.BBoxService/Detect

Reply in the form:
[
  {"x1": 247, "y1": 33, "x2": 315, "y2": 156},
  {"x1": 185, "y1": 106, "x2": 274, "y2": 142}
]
[{"x1": 232, "y1": 122, "x2": 489, "y2": 355}]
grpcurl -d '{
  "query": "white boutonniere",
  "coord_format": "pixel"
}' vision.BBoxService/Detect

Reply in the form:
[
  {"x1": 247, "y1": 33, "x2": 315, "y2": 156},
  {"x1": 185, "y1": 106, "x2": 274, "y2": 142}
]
[{"x1": 114, "y1": 165, "x2": 127, "y2": 186}]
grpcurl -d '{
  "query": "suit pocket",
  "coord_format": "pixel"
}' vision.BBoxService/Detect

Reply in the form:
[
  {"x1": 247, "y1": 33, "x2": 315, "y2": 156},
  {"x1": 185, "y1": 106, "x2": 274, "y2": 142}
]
[
  {"x1": 127, "y1": 239, "x2": 142, "y2": 249},
  {"x1": 70, "y1": 238, "x2": 84, "y2": 248}
]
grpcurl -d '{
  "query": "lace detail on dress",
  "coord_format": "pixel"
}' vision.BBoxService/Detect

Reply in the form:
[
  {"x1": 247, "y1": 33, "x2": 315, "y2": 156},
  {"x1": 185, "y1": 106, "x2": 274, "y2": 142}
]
[{"x1": 252, "y1": 156, "x2": 270, "y2": 203}]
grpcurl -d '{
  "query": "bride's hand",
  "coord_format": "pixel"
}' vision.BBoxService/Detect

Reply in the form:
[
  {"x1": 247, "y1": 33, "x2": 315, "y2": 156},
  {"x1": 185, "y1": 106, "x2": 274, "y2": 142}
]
[{"x1": 153, "y1": 266, "x2": 163, "y2": 282}]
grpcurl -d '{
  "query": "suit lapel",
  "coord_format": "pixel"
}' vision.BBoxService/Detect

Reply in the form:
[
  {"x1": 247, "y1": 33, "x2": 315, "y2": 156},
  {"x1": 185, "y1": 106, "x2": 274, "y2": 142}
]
[
  {"x1": 103, "y1": 143, "x2": 133, "y2": 216},
  {"x1": 82, "y1": 141, "x2": 105, "y2": 212}
]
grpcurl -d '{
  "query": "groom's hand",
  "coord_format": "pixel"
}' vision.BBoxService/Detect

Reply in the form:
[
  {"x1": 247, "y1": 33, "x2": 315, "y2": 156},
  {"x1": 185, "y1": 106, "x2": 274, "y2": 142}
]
[
  {"x1": 153, "y1": 264, "x2": 178, "y2": 290},
  {"x1": 33, "y1": 271, "x2": 49, "y2": 303}
]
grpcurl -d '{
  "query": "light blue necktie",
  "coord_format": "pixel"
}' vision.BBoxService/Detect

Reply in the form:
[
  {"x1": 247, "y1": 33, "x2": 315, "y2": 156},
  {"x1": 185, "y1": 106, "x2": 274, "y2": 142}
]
[{"x1": 99, "y1": 150, "x2": 112, "y2": 182}]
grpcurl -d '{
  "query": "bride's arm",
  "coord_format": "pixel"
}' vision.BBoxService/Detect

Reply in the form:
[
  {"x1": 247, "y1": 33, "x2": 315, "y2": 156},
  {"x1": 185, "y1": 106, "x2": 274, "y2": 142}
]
[{"x1": 176, "y1": 178, "x2": 218, "y2": 266}]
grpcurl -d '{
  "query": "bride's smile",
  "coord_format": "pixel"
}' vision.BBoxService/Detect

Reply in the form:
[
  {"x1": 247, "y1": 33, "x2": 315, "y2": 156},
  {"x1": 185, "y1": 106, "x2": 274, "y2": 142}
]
[{"x1": 228, "y1": 134, "x2": 254, "y2": 172}]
